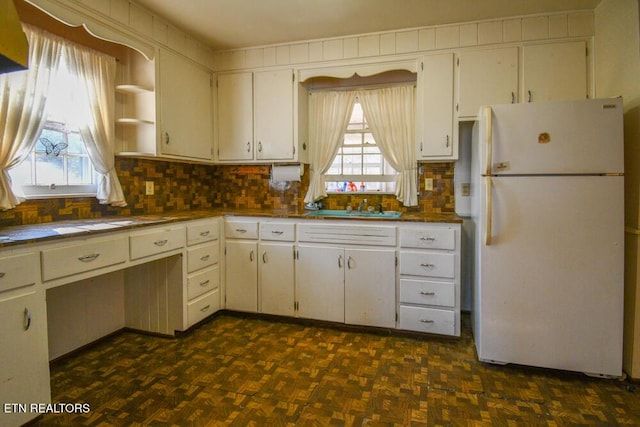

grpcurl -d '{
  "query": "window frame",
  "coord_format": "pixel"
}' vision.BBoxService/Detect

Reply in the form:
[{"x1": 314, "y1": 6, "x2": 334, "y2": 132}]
[{"x1": 324, "y1": 99, "x2": 397, "y2": 194}]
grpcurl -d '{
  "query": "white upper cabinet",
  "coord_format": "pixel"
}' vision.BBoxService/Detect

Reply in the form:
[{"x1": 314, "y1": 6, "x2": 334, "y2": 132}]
[
  {"x1": 522, "y1": 41, "x2": 588, "y2": 103},
  {"x1": 417, "y1": 53, "x2": 457, "y2": 160},
  {"x1": 457, "y1": 47, "x2": 519, "y2": 119},
  {"x1": 216, "y1": 69, "x2": 308, "y2": 163},
  {"x1": 158, "y1": 48, "x2": 214, "y2": 161},
  {"x1": 254, "y1": 69, "x2": 294, "y2": 160},
  {"x1": 217, "y1": 72, "x2": 254, "y2": 161}
]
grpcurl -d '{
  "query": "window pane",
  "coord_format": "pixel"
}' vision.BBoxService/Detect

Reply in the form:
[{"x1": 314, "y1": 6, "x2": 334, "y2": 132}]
[
  {"x1": 68, "y1": 156, "x2": 94, "y2": 184},
  {"x1": 67, "y1": 131, "x2": 85, "y2": 154},
  {"x1": 344, "y1": 133, "x2": 361, "y2": 145},
  {"x1": 9, "y1": 155, "x2": 33, "y2": 187},
  {"x1": 37, "y1": 129, "x2": 65, "y2": 153},
  {"x1": 363, "y1": 133, "x2": 375, "y2": 145},
  {"x1": 34, "y1": 153, "x2": 64, "y2": 185},
  {"x1": 342, "y1": 155, "x2": 362, "y2": 174},
  {"x1": 327, "y1": 156, "x2": 342, "y2": 175},
  {"x1": 342, "y1": 146, "x2": 361, "y2": 155}
]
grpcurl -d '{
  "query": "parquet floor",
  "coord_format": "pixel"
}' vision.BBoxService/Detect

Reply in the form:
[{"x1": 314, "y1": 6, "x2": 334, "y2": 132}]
[{"x1": 34, "y1": 313, "x2": 640, "y2": 426}]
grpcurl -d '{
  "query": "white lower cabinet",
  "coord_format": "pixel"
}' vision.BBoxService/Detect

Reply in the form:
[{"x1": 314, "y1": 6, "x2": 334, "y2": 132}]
[
  {"x1": 398, "y1": 223, "x2": 461, "y2": 336},
  {"x1": 0, "y1": 250, "x2": 50, "y2": 427},
  {"x1": 225, "y1": 239, "x2": 258, "y2": 312},
  {"x1": 295, "y1": 244, "x2": 345, "y2": 323},
  {"x1": 184, "y1": 218, "x2": 221, "y2": 328},
  {"x1": 259, "y1": 242, "x2": 295, "y2": 317}
]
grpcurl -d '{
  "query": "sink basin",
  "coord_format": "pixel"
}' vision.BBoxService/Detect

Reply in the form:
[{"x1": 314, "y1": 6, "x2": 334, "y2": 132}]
[{"x1": 303, "y1": 209, "x2": 402, "y2": 219}]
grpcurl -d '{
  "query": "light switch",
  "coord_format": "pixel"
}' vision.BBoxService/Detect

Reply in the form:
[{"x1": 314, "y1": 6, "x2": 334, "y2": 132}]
[{"x1": 425, "y1": 178, "x2": 434, "y2": 191}]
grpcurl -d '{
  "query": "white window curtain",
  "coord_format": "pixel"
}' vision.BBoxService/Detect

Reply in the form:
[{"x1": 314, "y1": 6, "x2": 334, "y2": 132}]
[
  {"x1": 65, "y1": 41, "x2": 126, "y2": 207},
  {"x1": 357, "y1": 85, "x2": 417, "y2": 206},
  {"x1": 304, "y1": 90, "x2": 356, "y2": 203},
  {"x1": 0, "y1": 25, "x2": 63, "y2": 210}
]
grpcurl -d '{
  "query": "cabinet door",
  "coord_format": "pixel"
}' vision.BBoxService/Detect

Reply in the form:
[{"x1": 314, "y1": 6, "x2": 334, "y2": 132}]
[
  {"x1": 418, "y1": 53, "x2": 455, "y2": 159},
  {"x1": 217, "y1": 72, "x2": 254, "y2": 161},
  {"x1": 344, "y1": 248, "x2": 396, "y2": 328},
  {"x1": 259, "y1": 242, "x2": 294, "y2": 316},
  {"x1": 295, "y1": 245, "x2": 344, "y2": 323},
  {"x1": 225, "y1": 240, "x2": 258, "y2": 312},
  {"x1": 523, "y1": 41, "x2": 588, "y2": 103},
  {"x1": 254, "y1": 69, "x2": 294, "y2": 160},
  {"x1": 457, "y1": 47, "x2": 518, "y2": 118},
  {"x1": 159, "y1": 49, "x2": 213, "y2": 160},
  {"x1": 0, "y1": 291, "x2": 51, "y2": 426}
]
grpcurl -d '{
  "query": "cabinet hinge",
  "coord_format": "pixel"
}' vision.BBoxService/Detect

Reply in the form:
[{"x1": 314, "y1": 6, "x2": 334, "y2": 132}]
[
  {"x1": 420, "y1": 61, "x2": 423, "y2": 71},
  {"x1": 395, "y1": 256, "x2": 398, "y2": 267},
  {"x1": 456, "y1": 57, "x2": 459, "y2": 66},
  {"x1": 292, "y1": 72, "x2": 295, "y2": 82},
  {"x1": 585, "y1": 46, "x2": 588, "y2": 57},
  {"x1": 395, "y1": 312, "x2": 398, "y2": 322}
]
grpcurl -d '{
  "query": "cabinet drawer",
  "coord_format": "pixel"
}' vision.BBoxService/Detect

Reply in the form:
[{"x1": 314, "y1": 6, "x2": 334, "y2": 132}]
[
  {"x1": 42, "y1": 236, "x2": 128, "y2": 281},
  {"x1": 0, "y1": 252, "x2": 38, "y2": 292},
  {"x1": 400, "y1": 227, "x2": 456, "y2": 250},
  {"x1": 399, "y1": 305, "x2": 455, "y2": 335},
  {"x1": 400, "y1": 251, "x2": 455, "y2": 278},
  {"x1": 187, "y1": 289, "x2": 219, "y2": 326},
  {"x1": 187, "y1": 265, "x2": 219, "y2": 300},
  {"x1": 260, "y1": 222, "x2": 295, "y2": 241},
  {"x1": 130, "y1": 226, "x2": 185, "y2": 260},
  {"x1": 225, "y1": 220, "x2": 259, "y2": 239},
  {"x1": 187, "y1": 242, "x2": 219, "y2": 273},
  {"x1": 400, "y1": 279, "x2": 455, "y2": 307},
  {"x1": 187, "y1": 220, "x2": 219, "y2": 246}
]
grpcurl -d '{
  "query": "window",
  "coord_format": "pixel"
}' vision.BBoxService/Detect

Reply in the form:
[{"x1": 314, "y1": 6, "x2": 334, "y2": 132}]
[
  {"x1": 8, "y1": 53, "x2": 97, "y2": 197},
  {"x1": 325, "y1": 100, "x2": 397, "y2": 193}
]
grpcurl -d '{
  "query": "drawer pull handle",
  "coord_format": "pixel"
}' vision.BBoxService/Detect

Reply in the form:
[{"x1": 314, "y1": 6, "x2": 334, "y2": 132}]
[
  {"x1": 199, "y1": 231, "x2": 210, "y2": 237},
  {"x1": 262, "y1": 252, "x2": 268, "y2": 263},
  {"x1": 347, "y1": 256, "x2": 354, "y2": 269},
  {"x1": 420, "y1": 263, "x2": 435, "y2": 268},
  {"x1": 200, "y1": 304, "x2": 210, "y2": 312},
  {"x1": 23, "y1": 308, "x2": 31, "y2": 331},
  {"x1": 420, "y1": 237, "x2": 436, "y2": 241},
  {"x1": 0, "y1": 272, "x2": 5, "y2": 278},
  {"x1": 235, "y1": 228, "x2": 247, "y2": 233},
  {"x1": 199, "y1": 280, "x2": 210, "y2": 287},
  {"x1": 271, "y1": 230, "x2": 284, "y2": 235},
  {"x1": 199, "y1": 255, "x2": 210, "y2": 261},
  {"x1": 420, "y1": 319, "x2": 435, "y2": 324},
  {"x1": 154, "y1": 239, "x2": 168, "y2": 246},
  {"x1": 420, "y1": 291, "x2": 436, "y2": 296},
  {"x1": 338, "y1": 254, "x2": 343, "y2": 268},
  {"x1": 78, "y1": 253, "x2": 100, "y2": 262},
  {"x1": 249, "y1": 249, "x2": 254, "y2": 261}
]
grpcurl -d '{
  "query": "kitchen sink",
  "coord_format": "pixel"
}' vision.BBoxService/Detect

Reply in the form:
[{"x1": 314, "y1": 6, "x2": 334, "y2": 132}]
[{"x1": 302, "y1": 209, "x2": 402, "y2": 219}]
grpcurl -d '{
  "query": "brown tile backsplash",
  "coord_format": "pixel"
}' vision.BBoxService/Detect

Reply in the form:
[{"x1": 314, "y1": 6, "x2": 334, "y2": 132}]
[{"x1": 0, "y1": 158, "x2": 455, "y2": 226}]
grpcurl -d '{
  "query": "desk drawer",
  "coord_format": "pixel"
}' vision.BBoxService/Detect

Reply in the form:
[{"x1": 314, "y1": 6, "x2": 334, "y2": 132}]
[
  {"x1": 400, "y1": 227, "x2": 456, "y2": 250},
  {"x1": 399, "y1": 305, "x2": 455, "y2": 335},
  {"x1": 187, "y1": 220, "x2": 219, "y2": 246},
  {"x1": 130, "y1": 226, "x2": 185, "y2": 260},
  {"x1": 187, "y1": 289, "x2": 219, "y2": 326},
  {"x1": 42, "y1": 236, "x2": 128, "y2": 281},
  {"x1": 0, "y1": 252, "x2": 38, "y2": 292},
  {"x1": 225, "y1": 220, "x2": 258, "y2": 239},
  {"x1": 400, "y1": 279, "x2": 455, "y2": 307},
  {"x1": 260, "y1": 222, "x2": 295, "y2": 241},
  {"x1": 187, "y1": 242, "x2": 219, "y2": 273},
  {"x1": 399, "y1": 251, "x2": 455, "y2": 279},
  {"x1": 187, "y1": 266, "x2": 219, "y2": 300}
]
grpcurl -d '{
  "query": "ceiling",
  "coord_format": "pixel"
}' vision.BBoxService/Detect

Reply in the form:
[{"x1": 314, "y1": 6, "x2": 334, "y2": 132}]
[{"x1": 133, "y1": 0, "x2": 602, "y2": 51}]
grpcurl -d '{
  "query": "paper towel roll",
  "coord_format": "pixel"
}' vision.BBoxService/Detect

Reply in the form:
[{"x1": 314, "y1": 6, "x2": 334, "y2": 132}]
[{"x1": 271, "y1": 164, "x2": 301, "y2": 182}]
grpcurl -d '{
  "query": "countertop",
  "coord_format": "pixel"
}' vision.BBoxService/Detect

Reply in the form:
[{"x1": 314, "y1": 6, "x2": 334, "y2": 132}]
[{"x1": 0, "y1": 208, "x2": 462, "y2": 248}]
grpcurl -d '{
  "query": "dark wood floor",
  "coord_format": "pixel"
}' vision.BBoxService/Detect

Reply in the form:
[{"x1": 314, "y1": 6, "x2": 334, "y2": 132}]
[{"x1": 33, "y1": 313, "x2": 640, "y2": 426}]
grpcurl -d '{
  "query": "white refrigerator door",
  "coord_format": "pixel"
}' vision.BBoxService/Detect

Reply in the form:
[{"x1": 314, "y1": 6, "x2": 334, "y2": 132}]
[
  {"x1": 481, "y1": 98, "x2": 623, "y2": 175},
  {"x1": 475, "y1": 175, "x2": 624, "y2": 376}
]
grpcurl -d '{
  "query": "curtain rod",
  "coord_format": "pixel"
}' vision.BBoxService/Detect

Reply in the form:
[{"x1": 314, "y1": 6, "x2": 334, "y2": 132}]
[{"x1": 308, "y1": 81, "x2": 416, "y2": 93}]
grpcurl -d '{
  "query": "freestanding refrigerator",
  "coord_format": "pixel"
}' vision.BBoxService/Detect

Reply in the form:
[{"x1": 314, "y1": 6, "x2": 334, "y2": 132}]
[{"x1": 470, "y1": 98, "x2": 624, "y2": 378}]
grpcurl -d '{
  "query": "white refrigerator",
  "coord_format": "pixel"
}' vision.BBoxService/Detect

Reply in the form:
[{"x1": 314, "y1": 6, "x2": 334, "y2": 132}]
[{"x1": 470, "y1": 98, "x2": 624, "y2": 378}]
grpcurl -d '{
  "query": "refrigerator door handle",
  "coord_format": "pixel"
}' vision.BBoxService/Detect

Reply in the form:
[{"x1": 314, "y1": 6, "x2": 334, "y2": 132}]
[
  {"x1": 484, "y1": 106, "x2": 493, "y2": 176},
  {"x1": 485, "y1": 176, "x2": 493, "y2": 246}
]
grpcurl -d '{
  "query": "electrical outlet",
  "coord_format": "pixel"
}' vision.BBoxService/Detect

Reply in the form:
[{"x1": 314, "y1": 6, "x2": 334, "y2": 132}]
[
  {"x1": 425, "y1": 178, "x2": 434, "y2": 191},
  {"x1": 461, "y1": 183, "x2": 470, "y2": 196},
  {"x1": 145, "y1": 181, "x2": 154, "y2": 195}
]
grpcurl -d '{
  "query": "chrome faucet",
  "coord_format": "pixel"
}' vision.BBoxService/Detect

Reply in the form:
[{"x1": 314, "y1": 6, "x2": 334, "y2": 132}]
[{"x1": 358, "y1": 198, "x2": 367, "y2": 212}]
